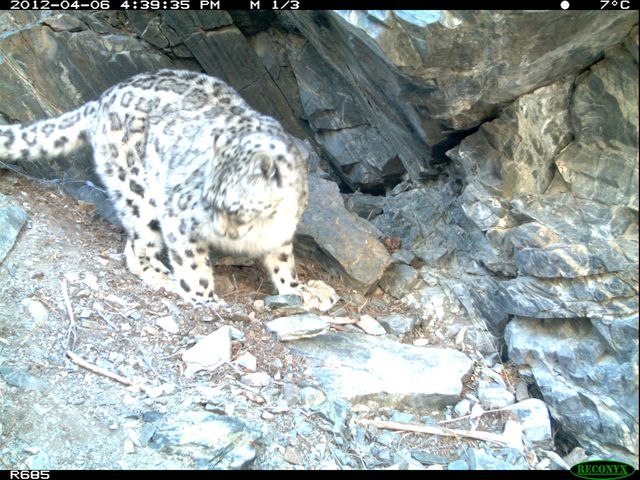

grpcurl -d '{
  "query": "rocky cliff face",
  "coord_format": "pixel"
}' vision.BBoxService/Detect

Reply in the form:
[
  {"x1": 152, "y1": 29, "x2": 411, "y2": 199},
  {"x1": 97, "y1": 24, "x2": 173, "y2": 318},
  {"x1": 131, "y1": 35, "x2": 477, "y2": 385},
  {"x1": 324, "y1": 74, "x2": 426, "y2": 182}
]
[{"x1": 1, "y1": 10, "x2": 637, "y2": 465}]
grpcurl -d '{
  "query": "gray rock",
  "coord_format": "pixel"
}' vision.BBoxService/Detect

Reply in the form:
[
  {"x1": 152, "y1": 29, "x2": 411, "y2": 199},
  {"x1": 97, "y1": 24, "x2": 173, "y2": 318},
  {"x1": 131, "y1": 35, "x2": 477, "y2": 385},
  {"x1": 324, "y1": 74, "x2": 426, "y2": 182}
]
[
  {"x1": 142, "y1": 411, "x2": 163, "y2": 423},
  {"x1": 298, "y1": 386, "x2": 326, "y2": 408},
  {"x1": 378, "y1": 263, "x2": 420, "y2": 299},
  {"x1": 150, "y1": 411, "x2": 261, "y2": 469},
  {"x1": 0, "y1": 195, "x2": 27, "y2": 264},
  {"x1": 0, "y1": 367, "x2": 47, "y2": 390},
  {"x1": 159, "y1": 12, "x2": 306, "y2": 140},
  {"x1": 263, "y1": 294, "x2": 303, "y2": 311},
  {"x1": 138, "y1": 424, "x2": 157, "y2": 447},
  {"x1": 313, "y1": 396, "x2": 350, "y2": 434},
  {"x1": 514, "y1": 381, "x2": 529, "y2": 402},
  {"x1": 282, "y1": 382, "x2": 300, "y2": 407},
  {"x1": 296, "y1": 177, "x2": 391, "y2": 290},
  {"x1": 372, "y1": 446, "x2": 392, "y2": 465},
  {"x1": 228, "y1": 326, "x2": 246, "y2": 342},
  {"x1": 477, "y1": 383, "x2": 515, "y2": 409},
  {"x1": 509, "y1": 193, "x2": 636, "y2": 245},
  {"x1": 277, "y1": 12, "x2": 433, "y2": 188},
  {"x1": 20, "y1": 299, "x2": 49, "y2": 325},
  {"x1": 440, "y1": 275, "x2": 511, "y2": 338},
  {"x1": 447, "y1": 459, "x2": 469, "y2": 470},
  {"x1": 182, "y1": 326, "x2": 232, "y2": 376},
  {"x1": 556, "y1": 42, "x2": 638, "y2": 210},
  {"x1": 25, "y1": 450, "x2": 52, "y2": 470},
  {"x1": 344, "y1": 192, "x2": 385, "y2": 220},
  {"x1": 283, "y1": 446, "x2": 303, "y2": 465},
  {"x1": 356, "y1": 314, "x2": 386, "y2": 336},
  {"x1": 376, "y1": 430, "x2": 400, "y2": 447},
  {"x1": 235, "y1": 352, "x2": 257, "y2": 372},
  {"x1": 390, "y1": 249, "x2": 417, "y2": 265},
  {"x1": 507, "y1": 399, "x2": 553, "y2": 448},
  {"x1": 442, "y1": 31, "x2": 638, "y2": 379},
  {"x1": 155, "y1": 315, "x2": 179, "y2": 334},
  {"x1": 506, "y1": 316, "x2": 638, "y2": 464},
  {"x1": 462, "y1": 326, "x2": 501, "y2": 356},
  {"x1": 371, "y1": 184, "x2": 459, "y2": 267},
  {"x1": 498, "y1": 195, "x2": 639, "y2": 322},
  {"x1": 378, "y1": 314, "x2": 417, "y2": 336},
  {"x1": 495, "y1": 447, "x2": 529, "y2": 469},
  {"x1": 497, "y1": 272, "x2": 637, "y2": 320},
  {"x1": 410, "y1": 450, "x2": 448, "y2": 466},
  {"x1": 506, "y1": 194, "x2": 636, "y2": 277},
  {"x1": 289, "y1": 331, "x2": 473, "y2": 408},
  {"x1": 454, "y1": 398, "x2": 471, "y2": 417},
  {"x1": 391, "y1": 452, "x2": 428, "y2": 470},
  {"x1": 465, "y1": 448, "x2": 517, "y2": 470},
  {"x1": 265, "y1": 314, "x2": 329, "y2": 342},
  {"x1": 43, "y1": 13, "x2": 86, "y2": 32},
  {"x1": 240, "y1": 372, "x2": 271, "y2": 388},
  {"x1": 451, "y1": 80, "x2": 573, "y2": 201},
  {"x1": 514, "y1": 242, "x2": 632, "y2": 279},
  {"x1": 388, "y1": 411, "x2": 415, "y2": 423}
]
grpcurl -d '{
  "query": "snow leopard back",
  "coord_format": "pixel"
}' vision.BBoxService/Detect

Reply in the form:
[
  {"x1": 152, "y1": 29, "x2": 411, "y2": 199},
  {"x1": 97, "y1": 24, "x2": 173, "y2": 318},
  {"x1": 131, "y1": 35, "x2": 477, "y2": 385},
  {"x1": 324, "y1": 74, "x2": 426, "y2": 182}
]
[
  {"x1": 0, "y1": 69, "x2": 308, "y2": 240},
  {"x1": 1, "y1": 69, "x2": 311, "y2": 303}
]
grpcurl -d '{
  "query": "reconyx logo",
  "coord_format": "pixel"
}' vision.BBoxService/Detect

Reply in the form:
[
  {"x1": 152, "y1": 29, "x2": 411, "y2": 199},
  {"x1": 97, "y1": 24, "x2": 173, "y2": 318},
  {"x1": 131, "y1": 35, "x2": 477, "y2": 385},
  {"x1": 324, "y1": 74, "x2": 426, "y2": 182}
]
[{"x1": 570, "y1": 460, "x2": 636, "y2": 480}]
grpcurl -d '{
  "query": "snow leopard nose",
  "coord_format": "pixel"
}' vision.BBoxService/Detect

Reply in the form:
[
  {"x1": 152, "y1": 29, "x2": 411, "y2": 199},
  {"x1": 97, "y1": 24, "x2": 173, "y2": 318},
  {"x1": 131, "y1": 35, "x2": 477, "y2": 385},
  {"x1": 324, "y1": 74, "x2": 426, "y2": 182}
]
[{"x1": 260, "y1": 155, "x2": 282, "y2": 187}]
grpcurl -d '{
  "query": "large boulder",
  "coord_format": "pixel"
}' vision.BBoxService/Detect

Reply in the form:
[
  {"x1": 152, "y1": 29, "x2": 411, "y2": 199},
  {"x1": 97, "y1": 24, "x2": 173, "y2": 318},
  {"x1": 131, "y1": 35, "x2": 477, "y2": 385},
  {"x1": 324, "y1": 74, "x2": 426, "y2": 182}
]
[
  {"x1": 506, "y1": 316, "x2": 638, "y2": 465},
  {"x1": 296, "y1": 176, "x2": 391, "y2": 290},
  {"x1": 337, "y1": 10, "x2": 638, "y2": 140},
  {"x1": 289, "y1": 330, "x2": 473, "y2": 408},
  {"x1": 447, "y1": 24, "x2": 638, "y2": 461}
]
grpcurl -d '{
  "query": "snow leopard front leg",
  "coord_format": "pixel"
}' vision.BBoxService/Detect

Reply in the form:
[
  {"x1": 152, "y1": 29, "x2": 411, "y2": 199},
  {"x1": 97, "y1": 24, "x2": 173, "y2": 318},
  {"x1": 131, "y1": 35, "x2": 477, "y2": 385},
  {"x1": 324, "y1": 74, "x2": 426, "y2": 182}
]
[
  {"x1": 263, "y1": 242, "x2": 339, "y2": 312},
  {"x1": 263, "y1": 241, "x2": 300, "y2": 296}
]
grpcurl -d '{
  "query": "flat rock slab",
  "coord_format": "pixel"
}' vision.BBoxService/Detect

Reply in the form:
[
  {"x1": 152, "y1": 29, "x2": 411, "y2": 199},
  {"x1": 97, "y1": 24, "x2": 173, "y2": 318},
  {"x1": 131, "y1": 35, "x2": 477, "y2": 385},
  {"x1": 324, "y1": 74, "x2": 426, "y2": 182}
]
[
  {"x1": 288, "y1": 331, "x2": 472, "y2": 408},
  {"x1": 0, "y1": 366, "x2": 47, "y2": 391},
  {"x1": 149, "y1": 411, "x2": 261, "y2": 469},
  {"x1": 266, "y1": 314, "x2": 329, "y2": 341}
]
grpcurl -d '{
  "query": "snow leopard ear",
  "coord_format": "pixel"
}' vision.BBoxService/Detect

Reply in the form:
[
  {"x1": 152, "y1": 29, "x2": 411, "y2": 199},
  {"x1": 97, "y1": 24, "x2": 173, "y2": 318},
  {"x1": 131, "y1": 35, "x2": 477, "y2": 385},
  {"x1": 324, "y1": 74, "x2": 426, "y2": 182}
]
[{"x1": 258, "y1": 153, "x2": 282, "y2": 187}]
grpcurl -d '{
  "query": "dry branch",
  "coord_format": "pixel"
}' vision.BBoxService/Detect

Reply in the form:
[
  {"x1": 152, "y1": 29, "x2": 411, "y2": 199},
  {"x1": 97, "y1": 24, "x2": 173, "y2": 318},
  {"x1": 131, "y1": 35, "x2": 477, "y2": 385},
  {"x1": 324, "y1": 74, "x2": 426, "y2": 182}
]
[
  {"x1": 358, "y1": 419, "x2": 508, "y2": 446},
  {"x1": 61, "y1": 278, "x2": 77, "y2": 350},
  {"x1": 66, "y1": 350, "x2": 148, "y2": 393}
]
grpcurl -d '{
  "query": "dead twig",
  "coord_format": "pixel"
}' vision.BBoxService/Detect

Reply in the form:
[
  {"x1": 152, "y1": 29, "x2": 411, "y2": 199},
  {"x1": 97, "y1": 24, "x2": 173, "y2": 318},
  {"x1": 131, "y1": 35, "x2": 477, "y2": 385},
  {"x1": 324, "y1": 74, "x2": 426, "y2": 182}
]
[
  {"x1": 61, "y1": 278, "x2": 77, "y2": 350},
  {"x1": 129, "y1": 338, "x2": 171, "y2": 383},
  {"x1": 358, "y1": 419, "x2": 507, "y2": 446},
  {"x1": 93, "y1": 306, "x2": 119, "y2": 331},
  {"x1": 66, "y1": 350, "x2": 148, "y2": 393}
]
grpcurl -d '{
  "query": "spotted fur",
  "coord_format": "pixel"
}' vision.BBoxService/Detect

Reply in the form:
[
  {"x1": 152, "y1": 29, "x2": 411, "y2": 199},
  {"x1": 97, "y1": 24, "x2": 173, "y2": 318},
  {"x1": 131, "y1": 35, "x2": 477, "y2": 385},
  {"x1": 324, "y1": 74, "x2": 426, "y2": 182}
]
[{"x1": 0, "y1": 69, "x2": 336, "y2": 306}]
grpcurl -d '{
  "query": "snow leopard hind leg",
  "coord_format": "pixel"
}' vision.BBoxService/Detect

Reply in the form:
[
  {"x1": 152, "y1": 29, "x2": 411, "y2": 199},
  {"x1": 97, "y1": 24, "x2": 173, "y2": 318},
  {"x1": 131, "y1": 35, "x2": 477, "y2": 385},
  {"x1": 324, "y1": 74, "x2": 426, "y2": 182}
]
[
  {"x1": 160, "y1": 215, "x2": 223, "y2": 306},
  {"x1": 91, "y1": 115, "x2": 175, "y2": 294}
]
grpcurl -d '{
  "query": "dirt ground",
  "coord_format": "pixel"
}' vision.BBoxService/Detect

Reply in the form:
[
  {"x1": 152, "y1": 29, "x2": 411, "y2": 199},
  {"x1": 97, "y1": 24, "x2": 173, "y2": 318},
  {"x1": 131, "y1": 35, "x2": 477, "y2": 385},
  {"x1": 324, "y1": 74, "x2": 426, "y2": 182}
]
[{"x1": 0, "y1": 170, "x2": 519, "y2": 470}]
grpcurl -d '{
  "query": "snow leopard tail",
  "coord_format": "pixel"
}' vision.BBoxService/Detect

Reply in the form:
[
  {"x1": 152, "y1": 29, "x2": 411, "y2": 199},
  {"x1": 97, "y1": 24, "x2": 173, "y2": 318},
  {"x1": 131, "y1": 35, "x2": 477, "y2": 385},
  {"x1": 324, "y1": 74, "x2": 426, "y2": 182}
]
[{"x1": 0, "y1": 101, "x2": 98, "y2": 164}]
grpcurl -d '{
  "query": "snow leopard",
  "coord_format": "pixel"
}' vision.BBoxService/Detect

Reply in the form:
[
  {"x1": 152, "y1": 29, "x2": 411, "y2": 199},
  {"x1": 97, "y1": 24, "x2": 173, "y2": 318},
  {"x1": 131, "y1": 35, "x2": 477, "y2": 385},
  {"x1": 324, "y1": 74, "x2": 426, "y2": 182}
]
[{"x1": 0, "y1": 69, "x2": 337, "y2": 310}]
